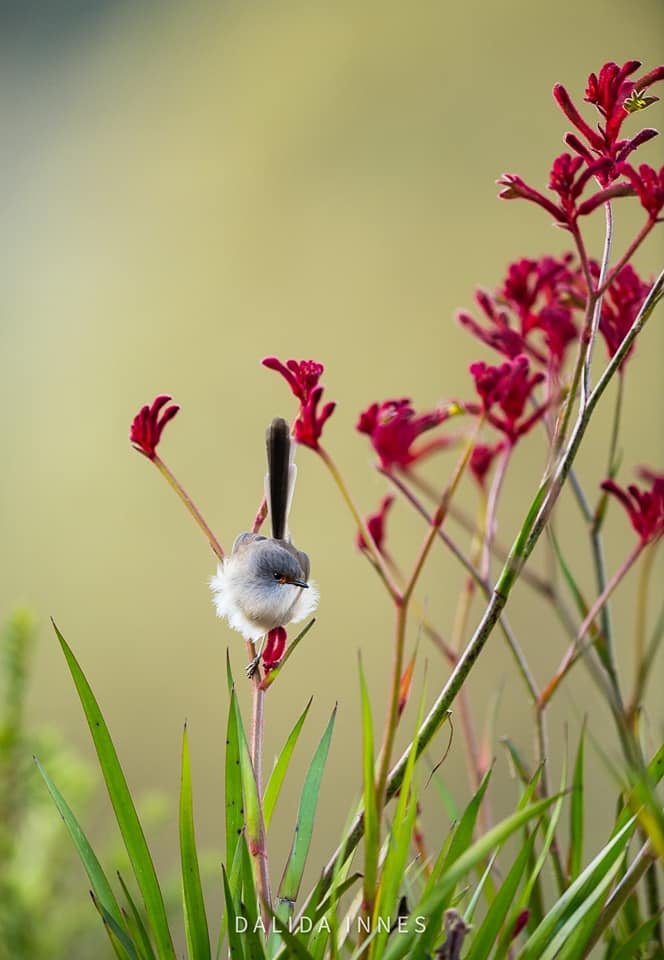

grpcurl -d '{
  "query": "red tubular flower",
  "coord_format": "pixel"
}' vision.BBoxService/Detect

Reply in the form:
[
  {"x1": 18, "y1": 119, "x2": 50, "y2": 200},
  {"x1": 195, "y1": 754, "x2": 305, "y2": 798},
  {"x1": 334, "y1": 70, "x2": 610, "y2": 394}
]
[
  {"x1": 356, "y1": 398, "x2": 451, "y2": 469},
  {"x1": 469, "y1": 442, "x2": 503, "y2": 488},
  {"x1": 616, "y1": 162, "x2": 664, "y2": 221},
  {"x1": 262, "y1": 356, "x2": 336, "y2": 450},
  {"x1": 459, "y1": 255, "x2": 581, "y2": 374},
  {"x1": 601, "y1": 472, "x2": 664, "y2": 544},
  {"x1": 499, "y1": 155, "x2": 612, "y2": 229},
  {"x1": 262, "y1": 625, "x2": 287, "y2": 672},
  {"x1": 554, "y1": 61, "x2": 664, "y2": 179},
  {"x1": 501, "y1": 61, "x2": 664, "y2": 221},
  {"x1": 130, "y1": 394, "x2": 180, "y2": 460},
  {"x1": 458, "y1": 291, "x2": 530, "y2": 360},
  {"x1": 357, "y1": 494, "x2": 395, "y2": 555},
  {"x1": 511, "y1": 911, "x2": 530, "y2": 941},
  {"x1": 470, "y1": 355, "x2": 546, "y2": 443},
  {"x1": 599, "y1": 264, "x2": 650, "y2": 366}
]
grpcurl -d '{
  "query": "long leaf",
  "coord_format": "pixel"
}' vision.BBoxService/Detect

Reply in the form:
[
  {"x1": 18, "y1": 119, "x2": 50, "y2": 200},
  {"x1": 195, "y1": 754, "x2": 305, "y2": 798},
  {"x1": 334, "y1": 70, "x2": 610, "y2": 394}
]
[
  {"x1": 372, "y1": 670, "x2": 429, "y2": 958},
  {"x1": 54, "y1": 623, "x2": 176, "y2": 960},
  {"x1": 180, "y1": 724, "x2": 211, "y2": 960},
  {"x1": 517, "y1": 816, "x2": 636, "y2": 959},
  {"x1": 466, "y1": 833, "x2": 536, "y2": 960},
  {"x1": 263, "y1": 697, "x2": 313, "y2": 830},
  {"x1": 611, "y1": 915, "x2": 663, "y2": 960},
  {"x1": 91, "y1": 892, "x2": 139, "y2": 960},
  {"x1": 222, "y1": 866, "x2": 246, "y2": 960},
  {"x1": 382, "y1": 794, "x2": 562, "y2": 960},
  {"x1": 225, "y1": 683, "x2": 244, "y2": 872},
  {"x1": 538, "y1": 857, "x2": 622, "y2": 960},
  {"x1": 276, "y1": 706, "x2": 337, "y2": 917},
  {"x1": 35, "y1": 757, "x2": 126, "y2": 933},
  {"x1": 117, "y1": 871, "x2": 158, "y2": 960},
  {"x1": 425, "y1": 765, "x2": 493, "y2": 898},
  {"x1": 568, "y1": 721, "x2": 585, "y2": 881},
  {"x1": 359, "y1": 660, "x2": 379, "y2": 915}
]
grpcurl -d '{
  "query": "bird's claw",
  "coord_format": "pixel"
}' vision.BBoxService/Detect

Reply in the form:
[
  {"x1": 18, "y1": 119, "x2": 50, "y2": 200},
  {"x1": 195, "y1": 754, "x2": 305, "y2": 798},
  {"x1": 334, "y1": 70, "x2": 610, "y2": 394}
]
[{"x1": 246, "y1": 655, "x2": 261, "y2": 679}]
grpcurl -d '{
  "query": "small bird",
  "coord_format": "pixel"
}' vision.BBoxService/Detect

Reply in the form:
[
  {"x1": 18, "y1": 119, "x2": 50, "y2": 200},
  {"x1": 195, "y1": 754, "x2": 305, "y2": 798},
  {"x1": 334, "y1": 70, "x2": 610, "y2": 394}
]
[{"x1": 210, "y1": 417, "x2": 318, "y2": 673}]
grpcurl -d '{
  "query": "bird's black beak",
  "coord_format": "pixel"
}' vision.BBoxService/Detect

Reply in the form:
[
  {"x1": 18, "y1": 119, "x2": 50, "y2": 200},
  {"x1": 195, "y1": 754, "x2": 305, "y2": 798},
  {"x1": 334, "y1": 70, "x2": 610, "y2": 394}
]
[{"x1": 288, "y1": 578, "x2": 309, "y2": 588}]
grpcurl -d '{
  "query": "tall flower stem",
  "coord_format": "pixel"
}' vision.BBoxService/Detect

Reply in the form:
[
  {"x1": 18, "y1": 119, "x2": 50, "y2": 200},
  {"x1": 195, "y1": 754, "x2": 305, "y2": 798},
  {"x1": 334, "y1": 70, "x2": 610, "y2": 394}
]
[
  {"x1": 375, "y1": 424, "x2": 480, "y2": 811},
  {"x1": 152, "y1": 455, "x2": 225, "y2": 561},
  {"x1": 539, "y1": 540, "x2": 645, "y2": 708},
  {"x1": 629, "y1": 541, "x2": 660, "y2": 720},
  {"x1": 245, "y1": 642, "x2": 272, "y2": 928},
  {"x1": 405, "y1": 470, "x2": 554, "y2": 598},
  {"x1": 317, "y1": 447, "x2": 401, "y2": 601},
  {"x1": 597, "y1": 219, "x2": 655, "y2": 297}
]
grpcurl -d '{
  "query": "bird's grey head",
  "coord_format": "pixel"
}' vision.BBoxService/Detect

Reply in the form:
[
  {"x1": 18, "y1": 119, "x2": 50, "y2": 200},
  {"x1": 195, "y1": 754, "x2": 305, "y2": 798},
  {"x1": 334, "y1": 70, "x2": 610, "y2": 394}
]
[{"x1": 250, "y1": 539, "x2": 309, "y2": 590}]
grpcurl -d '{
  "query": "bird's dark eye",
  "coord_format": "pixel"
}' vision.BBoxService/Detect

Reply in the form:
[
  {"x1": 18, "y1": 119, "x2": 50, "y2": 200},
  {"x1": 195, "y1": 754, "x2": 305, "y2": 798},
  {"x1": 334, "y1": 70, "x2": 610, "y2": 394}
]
[{"x1": 273, "y1": 571, "x2": 281, "y2": 581}]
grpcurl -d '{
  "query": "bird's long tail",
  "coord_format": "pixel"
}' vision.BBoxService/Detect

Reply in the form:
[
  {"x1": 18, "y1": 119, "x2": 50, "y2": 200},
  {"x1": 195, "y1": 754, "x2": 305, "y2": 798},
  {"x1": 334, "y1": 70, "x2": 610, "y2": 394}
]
[{"x1": 265, "y1": 417, "x2": 296, "y2": 541}]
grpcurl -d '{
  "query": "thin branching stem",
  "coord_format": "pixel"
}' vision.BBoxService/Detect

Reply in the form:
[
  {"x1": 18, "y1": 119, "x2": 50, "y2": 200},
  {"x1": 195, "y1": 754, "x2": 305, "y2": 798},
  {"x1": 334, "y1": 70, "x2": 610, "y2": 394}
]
[
  {"x1": 374, "y1": 425, "x2": 480, "y2": 811},
  {"x1": 581, "y1": 202, "x2": 613, "y2": 411},
  {"x1": 629, "y1": 541, "x2": 659, "y2": 722},
  {"x1": 153, "y1": 455, "x2": 225, "y2": 561},
  {"x1": 317, "y1": 446, "x2": 401, "y2": 601},
  {"x1": 597, "y1": 218, "x2": 655, "y2": 298}
]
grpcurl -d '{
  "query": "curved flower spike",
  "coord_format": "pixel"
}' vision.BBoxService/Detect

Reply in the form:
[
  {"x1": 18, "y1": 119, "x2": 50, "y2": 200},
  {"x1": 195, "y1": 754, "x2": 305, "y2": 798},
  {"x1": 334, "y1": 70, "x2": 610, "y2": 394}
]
[
  {"x1": 356, "y1": 398, "x2": 452, "y2": 469},
  {"x1": 130, "y1": 394, "x2": 180, "y2": 460},
  {"x1": 357, "y1": 494, "x2": 395, "y2": 556},
  {"x1": 262, "y1": 356, "x2": 336, "y2": 450},
  {"x1": 601, "y1": 471, "x2": 664, "y2": 544}
]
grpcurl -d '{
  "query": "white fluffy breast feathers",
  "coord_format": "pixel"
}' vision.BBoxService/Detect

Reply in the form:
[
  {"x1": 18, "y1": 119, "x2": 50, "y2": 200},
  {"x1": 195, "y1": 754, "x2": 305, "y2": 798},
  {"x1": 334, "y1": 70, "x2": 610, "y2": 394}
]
[{"x1": 210, "y1": 550, "x2": 319, "y2": 641}]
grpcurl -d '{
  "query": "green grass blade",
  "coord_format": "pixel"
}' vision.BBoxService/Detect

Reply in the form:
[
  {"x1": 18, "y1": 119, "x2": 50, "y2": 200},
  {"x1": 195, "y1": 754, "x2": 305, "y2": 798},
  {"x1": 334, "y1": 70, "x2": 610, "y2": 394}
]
[
  {"x1": 610, "y1": 915, "x2": 662, "y2": 960},
  {"x1": 517, "y1": 816, "x2": 636, "y2": 960},
  {"x1": 538, "y1": 857, "x2": 622, "y2": 960},
  {"x1": 257, "y1": 620, "x2": 316, "y2": 692},
  {"x1": 117, "y1": 872, "x2": 158, "y2": 960},
  {"x1": 463, "y1": 851, "x2": 498, "y2": 925},
  {"x1": 269, "y1": 918, "x2": 317, "y2": 960},
  {"x1": 359, "y1": 660, "x2": 379, "y2": 914},
  {"x1": 426, "y1": 765, "x2": 493, "y2": 895},
  {"x1": 276, "y1": 706, "x2": 337, "y2": 916},
  {"x1": 501, "y1": 737, "x2": 533, "y2": 786},
  {"x1": 180, "y1": 724, "x2": 211, "y2": 960},
  {"x1": 382, "y1": 794, "x2": 562, "y2": 960},
  {"x1": 465, "y1": 833, "x2": 536, "y2": 960},
  {"x1": 372, "y1": 671, "x2": 429, "y2": 957},
  {"x1": 222, "y1": 866, "x2": 246, "y2": 960},
  {"x1": 91, "y1": 892, "x2": 139, "y2": 960},
  {"x1": 54, "y1": 622, "x2": 176, "y2": 960},
  {"x1": 225, "y1": 685, "x2": 244, "y2": 872},
  {"x1": 568, "y1": 722, "x2": 585, "y2": 881},
  {"x1": 263, "y1": 697, "x2": 313, "y2": 830},
  {"x1": 34, "y1": 757, "x2": 126, "y2": 932},
  {"x1": 231, "y1": 691, "x2": 263, "y2": 873},
  {"x1": 493, "y1": 761, "x2": 568, "y2": 959}
]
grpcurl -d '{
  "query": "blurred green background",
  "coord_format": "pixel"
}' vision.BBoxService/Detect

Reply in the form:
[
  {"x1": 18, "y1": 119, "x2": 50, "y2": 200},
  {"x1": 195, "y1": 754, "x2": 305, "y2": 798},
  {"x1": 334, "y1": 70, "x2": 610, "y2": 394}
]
[{"x1": 1, "y1": 0, "x2": 663, "y2": 950}]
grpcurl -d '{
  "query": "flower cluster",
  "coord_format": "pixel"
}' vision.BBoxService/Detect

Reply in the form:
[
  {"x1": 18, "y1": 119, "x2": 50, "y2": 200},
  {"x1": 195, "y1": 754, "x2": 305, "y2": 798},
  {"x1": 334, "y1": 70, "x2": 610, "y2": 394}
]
[
  {"x1": 557, "y1": 61, "x2": 663, "y2": 176},
  {"x1": 262, "y1": 357, "x2": 336, "y2": 451},
  {"x1": 602, "y1": 469, "x2": 664, "y2": 544},
  {"x1": 598, "y1": 264, "x2": 651, "y2": 366},
  {"x1": 470, "y1": 355, "x2": 546, "y2": 443},
  {"x1": 356, "y1": 398, "x2": 459, "y2": 470},
  {"x1": 499, "y1": 60, "x2": 664, "y2": 228},
  {"x1": 130, "y1": 394, "x2": 180, "y2": 460},
  {"x1": 458, "y1": 254, "x2": 581, "y2": 374}
]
